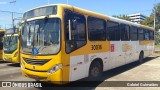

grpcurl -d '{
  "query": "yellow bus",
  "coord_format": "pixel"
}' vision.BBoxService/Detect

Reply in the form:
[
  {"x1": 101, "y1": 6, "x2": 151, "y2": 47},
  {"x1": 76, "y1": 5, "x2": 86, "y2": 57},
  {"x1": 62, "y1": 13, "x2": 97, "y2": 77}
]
[
  {"x1": 3, "y1": 28, "x2": 20, "y2": 63},
  {"x1": 20, "y1": 4, "x2": 154, "y2": 84},
  {"x1": 0, "y1": 29, "x2": 5, "y2": 60}
]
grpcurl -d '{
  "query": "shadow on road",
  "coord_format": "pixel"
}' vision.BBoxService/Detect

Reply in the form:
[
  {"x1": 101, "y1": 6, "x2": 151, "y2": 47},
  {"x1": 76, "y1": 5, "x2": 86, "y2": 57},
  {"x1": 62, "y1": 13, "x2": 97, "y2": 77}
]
[
  {"x1": 0, "y1": 60, "x2": 11, "y2": 64},
  {"x1": 7, "y1": 63, "x2": 20, "y2": 67},
  {"x1": 34, "y1": 56, "x2": 159, "y2": 90}
]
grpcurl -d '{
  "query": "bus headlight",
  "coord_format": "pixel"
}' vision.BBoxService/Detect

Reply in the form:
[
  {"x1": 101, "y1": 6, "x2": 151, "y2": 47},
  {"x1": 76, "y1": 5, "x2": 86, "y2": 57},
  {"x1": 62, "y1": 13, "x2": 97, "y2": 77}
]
[
  {"x1": 14, "y1": 52, "x2": 18, "y2": 57},
  {"x1": 48, "y1": 64, "x2": 62, "y2": 74}
]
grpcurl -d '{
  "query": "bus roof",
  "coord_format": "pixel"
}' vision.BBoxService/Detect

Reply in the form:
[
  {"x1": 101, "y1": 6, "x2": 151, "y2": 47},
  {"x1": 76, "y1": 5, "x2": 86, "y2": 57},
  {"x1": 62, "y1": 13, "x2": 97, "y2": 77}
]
[{"x1": 23, "y1": 4, "x2": 154, "y2": 31}]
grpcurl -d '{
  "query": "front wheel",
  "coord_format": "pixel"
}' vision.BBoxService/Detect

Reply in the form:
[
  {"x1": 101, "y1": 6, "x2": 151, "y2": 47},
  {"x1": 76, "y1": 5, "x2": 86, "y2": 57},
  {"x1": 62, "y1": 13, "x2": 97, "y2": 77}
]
[{"x1": 89, "y1": 61, "x2": 102, "y2": 80}]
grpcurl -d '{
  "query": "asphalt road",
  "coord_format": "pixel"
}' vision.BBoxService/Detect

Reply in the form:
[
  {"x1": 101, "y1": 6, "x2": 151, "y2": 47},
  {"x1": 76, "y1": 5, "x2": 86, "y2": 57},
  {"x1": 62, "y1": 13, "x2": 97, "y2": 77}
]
[{"x1": 0, "y1": 56, "x2": 160, "y2": 90}]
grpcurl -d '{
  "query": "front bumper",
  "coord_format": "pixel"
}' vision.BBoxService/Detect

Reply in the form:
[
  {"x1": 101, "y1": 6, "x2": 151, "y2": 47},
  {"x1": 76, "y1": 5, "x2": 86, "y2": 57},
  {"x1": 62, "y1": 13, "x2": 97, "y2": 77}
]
[
  {"x1": 21, "y1": 65, "x2": 63, "y2": 84},
  {"x1": 3, "y1": 54, "x2": 19, "y2": 63}
]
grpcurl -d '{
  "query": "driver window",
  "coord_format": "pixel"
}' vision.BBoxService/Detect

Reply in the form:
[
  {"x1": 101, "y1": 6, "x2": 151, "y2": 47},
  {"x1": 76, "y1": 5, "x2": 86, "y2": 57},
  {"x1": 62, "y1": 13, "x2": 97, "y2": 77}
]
[{"x1": 64, "y1": 9, "x2": 86, "y2": 53}]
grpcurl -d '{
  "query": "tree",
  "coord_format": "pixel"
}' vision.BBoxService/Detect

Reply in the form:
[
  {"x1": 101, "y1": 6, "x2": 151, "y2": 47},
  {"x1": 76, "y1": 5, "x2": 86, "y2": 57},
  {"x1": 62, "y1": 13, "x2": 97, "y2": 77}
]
[
  {"x1": 140, "y1": 15, "x2": 154, "y2": 27},
  {"x1": 141, "y1": 3, "x2": 160, "y2": 30},
  {"x1": 141, "y1": 3, "x2": 160, "y2": 45},
  {"x1": 113, "y1": 14, "x2": 131, "y2": 21}
]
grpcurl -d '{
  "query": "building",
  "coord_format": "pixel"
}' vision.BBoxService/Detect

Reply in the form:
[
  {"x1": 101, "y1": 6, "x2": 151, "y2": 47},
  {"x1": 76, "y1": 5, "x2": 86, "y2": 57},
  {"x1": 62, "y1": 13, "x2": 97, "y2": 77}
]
[{"x1": 128, "y1": 13, "x2": 147, "y2": 24}]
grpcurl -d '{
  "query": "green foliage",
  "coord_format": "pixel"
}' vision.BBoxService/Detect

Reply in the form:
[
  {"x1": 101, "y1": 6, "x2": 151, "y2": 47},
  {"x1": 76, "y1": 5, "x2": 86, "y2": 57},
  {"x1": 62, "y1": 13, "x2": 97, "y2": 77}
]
[
  {"x1": 140, "y1": 15, "x2": 154, "y2": 27},
  {"x1": 141, "y1": 3, "x2": 160, "y2": 45},
  {"x1": 141, "y1": 3, "x2": 160, "y2": 29},
  {"x1": 155, "y1": 31, "x2": 160, "y2": 45},
  {"x1": 113, "y1": 14, "x2": 131, "y2": 21},
  {"x1": 155, "y1": 45, "x2": 160, "y2": 50}
]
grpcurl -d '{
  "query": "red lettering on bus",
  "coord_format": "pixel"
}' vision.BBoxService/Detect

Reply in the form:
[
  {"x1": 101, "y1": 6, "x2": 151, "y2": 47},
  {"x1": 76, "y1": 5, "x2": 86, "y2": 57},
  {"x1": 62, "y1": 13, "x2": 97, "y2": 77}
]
[{"x1": 110, "y1": 44, "x2": 114, "y2": 52}]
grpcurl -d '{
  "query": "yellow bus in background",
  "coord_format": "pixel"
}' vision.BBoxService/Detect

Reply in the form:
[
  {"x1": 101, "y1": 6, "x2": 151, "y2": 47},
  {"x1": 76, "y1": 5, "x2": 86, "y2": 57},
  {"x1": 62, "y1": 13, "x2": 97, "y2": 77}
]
[
  {"x1": 3, "y1": 28, "x2": 20, "y2": 63},
  {"x1": 20, "y1": 4, "x2": 154, "y2": 84},
  {"x1": 0, "y1": 29, "x2": 5, "y2": 60}
]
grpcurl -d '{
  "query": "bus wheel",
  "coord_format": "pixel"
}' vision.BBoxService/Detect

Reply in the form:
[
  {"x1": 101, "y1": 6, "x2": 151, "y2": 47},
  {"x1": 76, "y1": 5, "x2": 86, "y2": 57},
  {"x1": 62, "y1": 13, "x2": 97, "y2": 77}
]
[
  {"x1": 139, "y1": 52, "x2": 144, "y2": 64},
  {"x1": 89, "y1": 61, "x2": 102, "y2": 80}
]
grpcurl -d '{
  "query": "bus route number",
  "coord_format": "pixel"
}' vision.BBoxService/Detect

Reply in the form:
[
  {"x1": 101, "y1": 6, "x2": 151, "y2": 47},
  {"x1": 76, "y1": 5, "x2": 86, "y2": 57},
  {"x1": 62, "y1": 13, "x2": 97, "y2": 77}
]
[{"x1": 91, "y1": 45, "x2": 102, "y2": 50}]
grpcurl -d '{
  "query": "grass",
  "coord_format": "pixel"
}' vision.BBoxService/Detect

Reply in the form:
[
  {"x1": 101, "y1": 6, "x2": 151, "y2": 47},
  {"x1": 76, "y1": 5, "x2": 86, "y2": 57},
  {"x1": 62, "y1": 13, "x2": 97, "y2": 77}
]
[
  {"x1": 154, "y1": 45, "x2": 160, "y2": 56},
  {"x1": 155, "y1": 45, "x2": 160, "y2": 50},
  {"x1": 152, "y1": 53, "x2": 160, "y2": 57}
]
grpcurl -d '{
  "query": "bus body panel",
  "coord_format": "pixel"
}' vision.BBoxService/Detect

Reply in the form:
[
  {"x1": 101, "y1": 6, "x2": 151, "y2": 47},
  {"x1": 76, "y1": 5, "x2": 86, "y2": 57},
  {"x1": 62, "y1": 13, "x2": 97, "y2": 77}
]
[
  {"x1": 139, "y1": 40, "x2": 155, "y2": 57},
  {"x1": 69, "y1": 40, "x2": 154, "y2": 81}
]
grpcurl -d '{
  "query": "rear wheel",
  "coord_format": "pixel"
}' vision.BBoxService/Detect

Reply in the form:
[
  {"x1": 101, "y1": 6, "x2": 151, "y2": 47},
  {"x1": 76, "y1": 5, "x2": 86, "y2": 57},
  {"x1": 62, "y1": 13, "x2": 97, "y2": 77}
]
[
  {"x1": 89, "y1": 61, "x2": 102, "y2": 80},
  {"x1": 139, "y1": 52, "x2": 144, "y2": 64}
]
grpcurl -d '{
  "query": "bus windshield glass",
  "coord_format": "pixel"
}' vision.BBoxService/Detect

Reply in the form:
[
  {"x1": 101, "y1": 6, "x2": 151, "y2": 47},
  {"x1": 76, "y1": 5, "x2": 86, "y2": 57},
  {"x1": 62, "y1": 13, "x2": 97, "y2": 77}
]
[
  {"x1": 3, "y1": 35, "x2": 18, "y2": 53},
  {"x1": 21, "y1": 18, "x2": 60, "y2": 55}
]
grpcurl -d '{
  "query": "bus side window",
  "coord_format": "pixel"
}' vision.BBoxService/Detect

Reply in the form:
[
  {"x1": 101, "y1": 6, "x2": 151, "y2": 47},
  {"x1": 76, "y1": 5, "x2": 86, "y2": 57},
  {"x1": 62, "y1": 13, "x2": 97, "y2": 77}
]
[
  {"x1": 120, "y1": 24, "x2": 130, "y2": 41},
  {"x1": 138, "y1": 28, "x2": 144, "y2": 40},
  {"x1": 149, "y1": 31, "x2": 154, "y2": 40},
  {"x1": 106, "y1": 21, "x2": 120, "y2": 41},
  {"x1": 130, "y1": 26, "x2": 138, "y2": 41},
  {"x1": 144, "y1": 29, "x2": 150, "y2": 40},
  {"x1": 88, "y1": 17, "x2": 106, "y2": 41},
  {"x1": 64, "y1": 9, "x2": 86, "y2": 53}
]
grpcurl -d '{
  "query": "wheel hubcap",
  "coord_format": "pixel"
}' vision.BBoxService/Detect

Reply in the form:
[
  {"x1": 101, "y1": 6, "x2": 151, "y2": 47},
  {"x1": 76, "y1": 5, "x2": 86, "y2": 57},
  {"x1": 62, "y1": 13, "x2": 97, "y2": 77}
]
[{"x1": 91, "y1": 67, "x2": 100, "y2": 77}]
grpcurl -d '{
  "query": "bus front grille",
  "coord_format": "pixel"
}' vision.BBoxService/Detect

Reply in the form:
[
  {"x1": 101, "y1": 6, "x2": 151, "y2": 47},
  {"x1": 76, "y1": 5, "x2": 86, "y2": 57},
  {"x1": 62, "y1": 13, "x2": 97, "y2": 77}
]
[{"x1": 23, "y1": 58, "x2": 50, "y2": 65}]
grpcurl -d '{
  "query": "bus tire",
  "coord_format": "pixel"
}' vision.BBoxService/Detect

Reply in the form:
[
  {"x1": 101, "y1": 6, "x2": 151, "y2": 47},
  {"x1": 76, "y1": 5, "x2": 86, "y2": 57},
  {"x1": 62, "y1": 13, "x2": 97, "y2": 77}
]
[
  {"x1": 139, "y1": 51, "x2": 144, "y2": 64},
  {"x1": 89, "y1": 61, "x2": 102, "y2": 80}
]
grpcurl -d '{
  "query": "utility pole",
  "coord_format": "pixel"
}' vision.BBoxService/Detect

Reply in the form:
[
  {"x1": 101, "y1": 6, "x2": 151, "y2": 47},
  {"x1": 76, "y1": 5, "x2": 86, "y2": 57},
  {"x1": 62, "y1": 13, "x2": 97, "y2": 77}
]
[
  {"x1": 0, "y1": 10, "x2": 22, "y2": 30},
  {"x1": 154, "y1": 0, "x2": 156, "y2": 30},
  {"x1": 11, "y1": 12, "x2": 14, "y2": 30},
  {"x1": 10, "y1": 0, "x2": 16, "y2": 32}
]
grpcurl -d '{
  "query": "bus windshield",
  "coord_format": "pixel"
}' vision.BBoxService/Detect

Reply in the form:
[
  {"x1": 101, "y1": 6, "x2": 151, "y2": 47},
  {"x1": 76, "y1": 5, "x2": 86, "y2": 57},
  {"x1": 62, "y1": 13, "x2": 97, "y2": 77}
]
[
  {"x1": 3, "y1": 35, "x2": 18, "y2": 53},
  {"x1": 21, "y1": 18, "x2": 60, "y2": 55}
]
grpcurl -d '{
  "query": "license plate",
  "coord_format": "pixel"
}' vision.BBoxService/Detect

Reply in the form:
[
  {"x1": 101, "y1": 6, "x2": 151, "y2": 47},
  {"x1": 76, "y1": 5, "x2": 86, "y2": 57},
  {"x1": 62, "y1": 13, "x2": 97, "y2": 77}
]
[
  {"x1": 5, "y1": 57, "x2": 9, "y2": 61},
  {"x1": 6, "y1": 57, "x2": 11, "y2": 61},
  {"x1": 29, "y1": 75, "x2": 40, "y2": 79}
]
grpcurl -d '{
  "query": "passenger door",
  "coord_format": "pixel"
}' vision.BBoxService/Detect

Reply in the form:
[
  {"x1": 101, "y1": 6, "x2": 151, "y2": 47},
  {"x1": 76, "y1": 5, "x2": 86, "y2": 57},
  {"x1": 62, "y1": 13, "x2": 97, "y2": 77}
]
[{"x1": 64, "y1": 9, "x2": 87, "y2": 81}]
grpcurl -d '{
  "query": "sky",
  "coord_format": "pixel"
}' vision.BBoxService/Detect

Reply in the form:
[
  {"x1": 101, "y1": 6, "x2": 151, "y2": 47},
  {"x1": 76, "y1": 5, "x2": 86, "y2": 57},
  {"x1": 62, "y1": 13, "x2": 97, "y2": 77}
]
[{"x1": 0, "y1": 0, "x2": 159, "y2": 29}]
